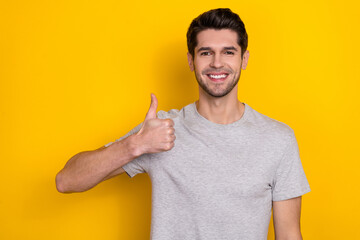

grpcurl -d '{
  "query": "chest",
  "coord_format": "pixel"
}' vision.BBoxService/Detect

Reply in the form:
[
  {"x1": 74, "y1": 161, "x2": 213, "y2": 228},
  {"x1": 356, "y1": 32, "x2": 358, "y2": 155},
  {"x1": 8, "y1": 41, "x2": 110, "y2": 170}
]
[{"x1": 148, "y1": 127, "x2": 280, "y2": 201}]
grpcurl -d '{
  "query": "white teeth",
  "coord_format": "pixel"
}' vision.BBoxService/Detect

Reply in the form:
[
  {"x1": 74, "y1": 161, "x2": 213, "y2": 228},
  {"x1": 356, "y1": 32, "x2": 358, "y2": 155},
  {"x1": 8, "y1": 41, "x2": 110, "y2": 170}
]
[{"x1": 209, "y1": 74, "x2": 227, "y2": 79}]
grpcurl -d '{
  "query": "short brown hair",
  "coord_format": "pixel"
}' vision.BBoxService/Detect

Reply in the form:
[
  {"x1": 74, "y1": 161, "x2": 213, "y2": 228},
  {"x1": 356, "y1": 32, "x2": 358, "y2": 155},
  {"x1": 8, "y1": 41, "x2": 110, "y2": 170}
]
[{"x1": 186, "y1": 8, "x2": 248, "y2": 58}]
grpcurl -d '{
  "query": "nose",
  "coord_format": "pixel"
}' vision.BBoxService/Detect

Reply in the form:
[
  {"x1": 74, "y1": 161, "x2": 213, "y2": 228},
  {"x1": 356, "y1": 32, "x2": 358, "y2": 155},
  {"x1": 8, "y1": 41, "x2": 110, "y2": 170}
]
[{"x1": 209, "y1": 53, "x2": 224, "y2": 68}]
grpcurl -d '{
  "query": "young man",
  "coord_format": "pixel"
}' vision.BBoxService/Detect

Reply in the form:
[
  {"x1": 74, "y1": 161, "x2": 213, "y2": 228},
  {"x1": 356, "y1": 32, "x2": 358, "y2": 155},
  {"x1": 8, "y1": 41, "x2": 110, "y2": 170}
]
[{"x1": 56, "y1": 8, "x2": 311, "y2": 240}]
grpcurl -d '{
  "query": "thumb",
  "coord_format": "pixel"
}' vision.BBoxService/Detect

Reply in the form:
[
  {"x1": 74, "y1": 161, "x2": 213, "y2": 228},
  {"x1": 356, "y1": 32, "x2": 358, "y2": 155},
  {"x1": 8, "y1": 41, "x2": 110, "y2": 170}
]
[{"x1": 144, "y1": 93, "x2": 158, "y2": 120}]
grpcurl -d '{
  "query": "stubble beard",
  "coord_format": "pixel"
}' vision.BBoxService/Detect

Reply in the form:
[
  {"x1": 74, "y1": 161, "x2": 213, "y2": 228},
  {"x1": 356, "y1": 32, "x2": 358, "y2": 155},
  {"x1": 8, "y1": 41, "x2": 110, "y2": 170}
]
[{"x1": 194, "y1": 66, "x2": 241, "y2": 98}]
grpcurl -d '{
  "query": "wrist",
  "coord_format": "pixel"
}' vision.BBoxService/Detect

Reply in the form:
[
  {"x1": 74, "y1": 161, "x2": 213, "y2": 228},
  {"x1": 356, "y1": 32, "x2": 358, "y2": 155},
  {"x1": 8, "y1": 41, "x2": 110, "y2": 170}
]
[{"x1": 127, "y1": 134, "x2": 146, "y2": 158}]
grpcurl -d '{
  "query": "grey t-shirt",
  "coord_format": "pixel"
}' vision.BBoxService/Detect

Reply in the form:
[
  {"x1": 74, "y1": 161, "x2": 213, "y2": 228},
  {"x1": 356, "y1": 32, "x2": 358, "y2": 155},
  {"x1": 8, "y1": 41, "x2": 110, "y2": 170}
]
[{"x1": 105, "y1": 102, "x2": 311, "y2": 240}]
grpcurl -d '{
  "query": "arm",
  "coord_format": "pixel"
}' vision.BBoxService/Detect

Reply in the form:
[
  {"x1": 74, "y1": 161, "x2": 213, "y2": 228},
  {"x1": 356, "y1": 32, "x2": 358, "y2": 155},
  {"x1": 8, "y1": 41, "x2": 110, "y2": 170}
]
[
  {"x1": 55, "y1": 134, "x2": 142, "y2": 193},
  {"x1": 55, "y1": 93, "x2": 175, "y2": 193},
  {"x1": 273, "y1": 196, "x2": 303, "y2": 240}
]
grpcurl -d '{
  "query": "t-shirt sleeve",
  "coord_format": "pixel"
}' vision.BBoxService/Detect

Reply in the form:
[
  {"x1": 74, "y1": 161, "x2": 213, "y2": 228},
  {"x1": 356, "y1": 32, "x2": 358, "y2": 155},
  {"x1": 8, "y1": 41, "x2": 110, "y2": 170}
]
[
  {"x1": 104, "y1": 122, "x2": 150, "y2": 178},
  {"x1": 272, "y1": 130, "x2": 311, "y2": 201}
]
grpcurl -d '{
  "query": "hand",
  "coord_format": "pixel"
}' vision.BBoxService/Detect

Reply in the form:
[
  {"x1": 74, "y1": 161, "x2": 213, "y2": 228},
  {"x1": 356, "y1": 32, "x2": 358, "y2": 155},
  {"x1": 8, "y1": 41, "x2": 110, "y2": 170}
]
[{"x1": 135, "y1": 93, "x2": 176, "y2": 154}]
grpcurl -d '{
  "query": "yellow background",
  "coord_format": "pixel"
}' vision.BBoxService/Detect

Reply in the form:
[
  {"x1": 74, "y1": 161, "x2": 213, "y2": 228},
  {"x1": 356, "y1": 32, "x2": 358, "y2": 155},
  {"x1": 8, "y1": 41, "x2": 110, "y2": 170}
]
[{"x1": 1, "y1": 0, "x2": 359, "y2": 239}]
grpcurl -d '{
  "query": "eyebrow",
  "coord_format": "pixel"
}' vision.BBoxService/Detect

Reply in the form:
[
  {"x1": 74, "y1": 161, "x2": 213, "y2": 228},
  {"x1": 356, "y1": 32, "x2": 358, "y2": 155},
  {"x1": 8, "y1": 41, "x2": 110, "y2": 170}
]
[
  {"x1": 224, "y1": 46, "x2": 238, "y2": 51},
  {"x1": 197, "y1": 46, "x2": 238, "y2": 52}
]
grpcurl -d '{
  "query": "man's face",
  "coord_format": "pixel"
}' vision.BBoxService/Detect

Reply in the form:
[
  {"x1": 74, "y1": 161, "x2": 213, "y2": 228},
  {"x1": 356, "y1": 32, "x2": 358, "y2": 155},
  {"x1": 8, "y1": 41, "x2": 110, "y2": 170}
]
[{"x1": 187, "y1": 29, "x2": 249, "y2": 98}]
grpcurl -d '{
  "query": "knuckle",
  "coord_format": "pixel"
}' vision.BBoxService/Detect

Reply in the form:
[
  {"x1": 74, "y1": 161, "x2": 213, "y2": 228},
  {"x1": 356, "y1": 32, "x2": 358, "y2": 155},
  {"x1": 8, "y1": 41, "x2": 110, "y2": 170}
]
[
  {"x1": 167, "y1": 119, "x2": 174, "y2": 126},
  {"x1": 162, "y1": 119, "x2": 169, "y2": 127},
  {"x1": 166, "y1": 142, "x2": 173, "y2": 150}
]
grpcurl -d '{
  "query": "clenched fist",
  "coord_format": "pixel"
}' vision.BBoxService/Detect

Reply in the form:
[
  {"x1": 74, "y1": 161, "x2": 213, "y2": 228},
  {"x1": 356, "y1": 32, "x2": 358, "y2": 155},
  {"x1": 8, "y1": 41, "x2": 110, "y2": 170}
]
[{"x1": 135, "y1": 93, "x2": 176, "y2": 154}]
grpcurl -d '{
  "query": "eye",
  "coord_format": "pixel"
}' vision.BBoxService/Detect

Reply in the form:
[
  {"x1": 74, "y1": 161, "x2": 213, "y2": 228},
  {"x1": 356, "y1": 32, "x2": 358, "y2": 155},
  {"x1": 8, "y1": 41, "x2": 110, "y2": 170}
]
[
  {"x1": 224, "y1": 51, "x2": 235, "y2": 55},
  {"x1": 200, "y1": 51, "x2": 211, "y2": 56}
]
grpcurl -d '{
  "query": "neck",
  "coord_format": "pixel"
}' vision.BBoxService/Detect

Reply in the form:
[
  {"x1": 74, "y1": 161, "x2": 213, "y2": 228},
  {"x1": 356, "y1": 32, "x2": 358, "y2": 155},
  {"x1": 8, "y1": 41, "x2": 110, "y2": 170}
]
[{"x1": 195, "y1": 89, "x2": 245, "y2": 125}]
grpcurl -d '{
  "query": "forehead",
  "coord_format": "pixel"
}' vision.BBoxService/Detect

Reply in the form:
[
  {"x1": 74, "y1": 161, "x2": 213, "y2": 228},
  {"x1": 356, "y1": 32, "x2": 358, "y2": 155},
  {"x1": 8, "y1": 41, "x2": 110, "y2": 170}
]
[{"x1": 196, "y1": 29, "x2": 240, "y2": 50}]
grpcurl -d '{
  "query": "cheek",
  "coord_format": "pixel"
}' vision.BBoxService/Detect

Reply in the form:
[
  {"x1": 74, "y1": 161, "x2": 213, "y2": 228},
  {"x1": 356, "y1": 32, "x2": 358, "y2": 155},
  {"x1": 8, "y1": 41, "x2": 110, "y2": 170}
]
[
  {"x1": 194, "y1": 58, "x2": 209, "y2": 69},
  {"x1": 230, "y1": 60, "x2": 242, "y2": 70}
]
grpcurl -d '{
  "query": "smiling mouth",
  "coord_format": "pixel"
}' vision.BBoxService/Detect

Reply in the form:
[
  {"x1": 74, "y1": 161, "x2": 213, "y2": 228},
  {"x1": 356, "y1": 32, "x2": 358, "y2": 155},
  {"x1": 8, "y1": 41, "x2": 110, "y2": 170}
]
[{"x1": 206, "y1": 73, "x2": 229, "y2": 82}]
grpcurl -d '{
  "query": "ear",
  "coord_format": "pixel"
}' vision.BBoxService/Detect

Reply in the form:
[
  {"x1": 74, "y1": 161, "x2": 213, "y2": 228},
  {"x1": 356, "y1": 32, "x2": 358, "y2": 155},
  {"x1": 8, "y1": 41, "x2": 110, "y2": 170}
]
[
  {"x1": 187, "y1": 52, "x2": 194, "y2": 71},
  {"x1": 241, "y1": 50, "x2": 250, "y2": 70}
]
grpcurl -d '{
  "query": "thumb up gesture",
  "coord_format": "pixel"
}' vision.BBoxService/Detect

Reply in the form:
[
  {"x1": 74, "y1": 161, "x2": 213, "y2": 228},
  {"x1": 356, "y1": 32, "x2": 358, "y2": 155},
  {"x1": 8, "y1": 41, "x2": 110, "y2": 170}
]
[{"x1": 135, "y1": 94, "x2": 176, "y2": 154}]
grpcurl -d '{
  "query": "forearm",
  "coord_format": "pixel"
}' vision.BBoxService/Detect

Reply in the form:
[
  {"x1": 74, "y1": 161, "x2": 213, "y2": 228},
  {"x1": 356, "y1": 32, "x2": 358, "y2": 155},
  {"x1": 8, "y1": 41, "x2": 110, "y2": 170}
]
[
  {"x1": 275, "y1": 232, "x2": 303, "y2": 240},
  {"x1": 55, "y1": 134, "x2": 141, "y2": 193},
  {"x1": 275, "y1": 237, "x2": 302, "y2": 240}
]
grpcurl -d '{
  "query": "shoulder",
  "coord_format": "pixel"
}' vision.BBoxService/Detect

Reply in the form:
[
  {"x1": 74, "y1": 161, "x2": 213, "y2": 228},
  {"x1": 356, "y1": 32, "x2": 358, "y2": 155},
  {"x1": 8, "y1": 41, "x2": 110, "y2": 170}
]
[
  {"x1": 247, "y1": 104, "x2": 295, "y2": 142},
  {"x1": 156, "y1": 107, "x2": 182, "y2": 120},
  {"x1": 155, "y1": 102, "x2": 194, "y2": 120},
  {"x1": 157, "y1": 109, "x2": 180, "y2": 119}
]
